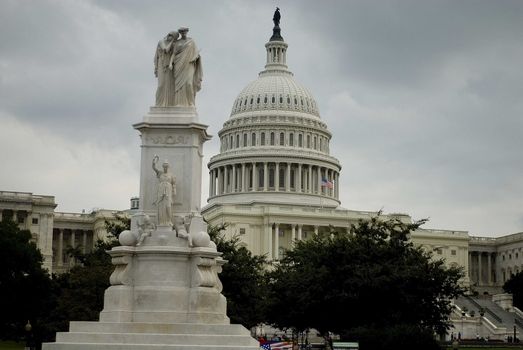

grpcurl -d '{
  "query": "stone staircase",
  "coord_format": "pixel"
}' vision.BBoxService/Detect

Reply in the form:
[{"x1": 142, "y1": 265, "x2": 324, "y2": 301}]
[{"x1": 43, "y1": 321, "x2": 259, "y2": 349}]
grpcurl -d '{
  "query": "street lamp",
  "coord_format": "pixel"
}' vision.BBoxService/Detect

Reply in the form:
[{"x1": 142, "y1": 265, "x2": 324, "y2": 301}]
[{"x1": 24, "y1": 320, "x2": 32, "y2": 350}]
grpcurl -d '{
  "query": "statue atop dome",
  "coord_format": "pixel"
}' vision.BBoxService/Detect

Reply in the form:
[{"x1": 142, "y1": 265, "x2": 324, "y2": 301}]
[
  {"x1": 273, "y1": 7, "x2": 281, "y2": 27},
  {"x1": 270, "y1": 7, "x2": 283, "y2": 41},
  {"x1": 154, "y1": 28, "x2": 203, "y2": 107}
]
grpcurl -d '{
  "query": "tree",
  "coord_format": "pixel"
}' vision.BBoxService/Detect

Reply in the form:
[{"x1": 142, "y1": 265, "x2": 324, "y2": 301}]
[
  {"x1": 266, "y1": 215, "x2": 465, "y2": 350},
  {"x1": 503, "y1": 271, "x2": 523, "y2": 309},
  {"x1": 209, "y1": 225, "x2": 269, "y2": 329},
  {"x1": 0, "y1": 219, "x2": 52, "y2": 341}
]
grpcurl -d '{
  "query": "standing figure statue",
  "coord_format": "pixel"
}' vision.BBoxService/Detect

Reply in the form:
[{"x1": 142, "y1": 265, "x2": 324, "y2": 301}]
[
  {"x1": 152, "y1": 155, "x2": 176, "y2": 226},
  {"x1": 273, "y1": 7, "x2": 281, "y2": 27},
  {"x1": 154, "y1": 31, "x2": 179, "y2": 107},
  {"x1": 173, "y1": 27, "x2": 203, "y2": 107}
]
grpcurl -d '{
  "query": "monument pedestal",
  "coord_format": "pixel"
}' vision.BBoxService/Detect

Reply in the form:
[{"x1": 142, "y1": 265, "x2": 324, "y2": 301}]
[{"x1": 43, "y1": 106, "x2": 259, "y2": 349}]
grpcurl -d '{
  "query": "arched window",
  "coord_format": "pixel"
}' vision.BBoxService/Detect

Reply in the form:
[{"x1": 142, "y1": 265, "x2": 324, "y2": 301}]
[
  {"x1": 270, "y1": 132, "x2": 275, "y2": 145},
  {"x1": 251, "y1": 133, "x2": 256, "y2": 146},
  {"x1": 313, "y1": 136, "x2": 317, "y2": 149},
  {"x1": 307, "y1": 135, "x2": 311, "y2": 148},
  {"x1": 272, "y1": 96, "x2": 275, "y2": 103},
  {"x1": 261, "y1": 132, "x2": 266, "y2": 146},
  {"x1": 264, "y1": 96, "x2": 268, "y2": 103},
  {"x1": 258, "y1": 168, "x2": 264, "y2": 188},
  {"x1": 230, "y1": 135, "x2": 233, "y2": 149},
  {"x1": 298, "y1": 134, "x2": 303, "y2": 147},
  {"x1": 280, "y1": 96, "x2": 283, "y2": 103},
  {"x1": 289, "y1": 133, "x2": 294, "y2": 146},
  {"x1": 236, "y1": 134, "x2": 240, "y2": 148},
  {"x1": 279, "y1": 169, "x2": 285, "y2": 189},
  {"x1": 279, "y1": 132, "x2": 285, "y2": 146},
  {"x1": 243, "y1": 133, "x2": 247, "y2": 147}
]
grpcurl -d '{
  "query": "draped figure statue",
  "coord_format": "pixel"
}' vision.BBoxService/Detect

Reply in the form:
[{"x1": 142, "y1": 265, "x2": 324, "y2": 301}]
[
  {"x1": 154, "y1": 31, "x2": 179, "y2": 107},
  {"x1": 152, "y1": 155, "x2": 176, "y2": 226},
  {"x1": 173, "y1": 27, "x2": 203, "y2": 107}
]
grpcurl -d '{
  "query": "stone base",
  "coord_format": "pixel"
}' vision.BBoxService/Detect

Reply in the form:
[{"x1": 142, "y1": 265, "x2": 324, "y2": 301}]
[{"x1": 42, "y1": 321, "x2": 259, "y2": 349}]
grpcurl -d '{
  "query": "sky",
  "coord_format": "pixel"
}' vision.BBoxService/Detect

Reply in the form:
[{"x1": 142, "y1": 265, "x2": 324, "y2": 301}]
[{"x1": 0, "y1": 0, "x2": 522, "y2": 237}]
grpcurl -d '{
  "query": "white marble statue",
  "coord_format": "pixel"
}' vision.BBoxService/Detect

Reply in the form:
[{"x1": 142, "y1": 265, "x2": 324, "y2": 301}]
[
  {"x1": 154, "y1": 31, "x2": 179, "y2": 107},
  {"x1": 173, "y1": 27, "x2": 203, "y2": 107},
  {"x1": 152, "y1": 155, "x2": 176, "y2": 226},
  {"x1": 136, "y1": 214, "x2": 156, "y2": 246}
]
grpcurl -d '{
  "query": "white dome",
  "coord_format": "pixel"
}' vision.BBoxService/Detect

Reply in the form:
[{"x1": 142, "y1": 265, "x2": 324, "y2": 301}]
[{"x1": 230, "y1": 73, "x2": 320, "y2": 118}]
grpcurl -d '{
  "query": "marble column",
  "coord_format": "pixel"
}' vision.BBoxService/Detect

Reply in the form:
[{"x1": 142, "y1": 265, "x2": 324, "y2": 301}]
[
  {"x1": 275, "y1": 162, "x2": 280, "y2": 191},
  {"x1": 267, "y1": 223, "x2": 273, "y2": 260},
  {"x1": 218, "y1": 167, "x2": 223, "y2": 194},
  {"x1": 252, "y1": 163, "x2": 257, "y2": 191},
  {"x1": 241, "y1": 163, "x2": 246, "y2": 192},
  {"x1": 82, "y1": 230, "x2": 87, "y2": 254},
  {"x1": 487, "y1": 253, "x2": 492, "y2": 286},
  {"x1": 263, "y1": 162, "x2": 268, "y2": 191},
  {"x1": 231, "y1": 164, "x2": 236, "y2": 193},
  {"x1": 70, "y1": 231, "x2": 76, "y2": 266},
  {"x1": 298, "y1": 224, "x2": 303, "y2": 240},
  {"x1": 314, "y1": 225, "x2": 319, "y2": 236},
  {"x1": 274, "y1": 223, "x2": 280, "y2": 260},
  {"x1": 58, "y1": 229, "x2": 64, "y2": 266},
  {"x1": 223, "y1": 166, "x2": 229, "y2": 194},
  {"x1": 298, "y1": 164, "x2": 302, "y2": 192},
  {"x1": 209, "y1": 170, "x2": 213, "y2": 197},
  {"x1": 478, "y1": 252, "x2": 483, "y2": 285},
  {"x1": 291, "y1": 224, "x2": 296, "y2": 244},
  {"x1": 317, "y1": 167, "x2": 322, "y2": 194},
  {"x1": 308, "y1": 166, "x2": 313, "y2": 194}
]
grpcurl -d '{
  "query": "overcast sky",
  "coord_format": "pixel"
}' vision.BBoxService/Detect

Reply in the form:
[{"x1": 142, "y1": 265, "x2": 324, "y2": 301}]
[{"x1": 1, "y1": 0, "x2": 522, "y2": 237}]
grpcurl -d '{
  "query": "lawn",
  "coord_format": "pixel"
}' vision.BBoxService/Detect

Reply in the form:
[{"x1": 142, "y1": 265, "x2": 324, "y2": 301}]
[{"x1": 0, "y1": 342, "x2": 23, "y2": 350}]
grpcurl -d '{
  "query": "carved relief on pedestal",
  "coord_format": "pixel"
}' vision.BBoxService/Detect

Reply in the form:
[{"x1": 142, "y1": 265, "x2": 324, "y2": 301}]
[
  {"x1": 145, "y1": 135, "x2": 189, "y2": 146},
  {"x1": 191, "y1": 256, "x2": 217, "y2": 288}
]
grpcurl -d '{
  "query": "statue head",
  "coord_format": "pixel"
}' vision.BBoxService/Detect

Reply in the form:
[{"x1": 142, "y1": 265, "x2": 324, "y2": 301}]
[
  {"x1": 162, "y1": 160, "x2": 169, "y2": 172},
  {"x1": 178, "y1": 27, "x2": 189, "y2": 39},
  {"x1": 166, "y1": 31, "x2": 179, "y2": 42}
]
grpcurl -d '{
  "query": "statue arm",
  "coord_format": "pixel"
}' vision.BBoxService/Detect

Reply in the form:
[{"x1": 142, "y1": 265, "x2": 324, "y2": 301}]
[
  {"x1": 154, "y1": 46, "x2": 159, "y2": 77},
  {"x1": 152, "y1": 155, "x2": 160, "y2": 176}
]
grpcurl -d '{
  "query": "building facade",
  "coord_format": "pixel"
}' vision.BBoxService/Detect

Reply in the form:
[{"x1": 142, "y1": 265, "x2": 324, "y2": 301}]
[{"x1": 0, "y1": 190, "x2": 125, "y2": 274}]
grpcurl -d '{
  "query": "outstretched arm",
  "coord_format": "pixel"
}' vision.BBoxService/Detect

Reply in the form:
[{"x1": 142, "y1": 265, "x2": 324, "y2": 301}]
[{"x1": 152, "y1": 155, "x2": 160, "y2": 176}]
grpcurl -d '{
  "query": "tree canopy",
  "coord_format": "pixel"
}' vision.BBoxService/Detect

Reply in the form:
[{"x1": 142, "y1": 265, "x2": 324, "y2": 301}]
[
  {"x1": 0, "y1": 219, "x2": 52, "y2": 341},
  {"x1": 209, "y1": 225, "x2": 268, "y2": 329},
  {"x1": 266, "y1": 216, "x2": 465, "y2": 349},
  {"x1": 503, "y1": 271, "x2": 523, "y2": 309}
]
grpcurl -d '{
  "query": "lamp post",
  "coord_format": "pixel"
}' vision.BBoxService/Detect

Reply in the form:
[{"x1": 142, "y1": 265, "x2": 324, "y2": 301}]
[{"x1": 24, "y1": 320, "x2": 32, "y2": 350}]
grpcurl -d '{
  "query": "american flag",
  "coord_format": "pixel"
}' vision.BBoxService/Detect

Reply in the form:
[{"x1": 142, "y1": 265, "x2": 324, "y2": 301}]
[
  {"x1": 321, "y1": 177, "x2": 333, "y2": 189},
  {"x1": 260, "y1": 341, "x2": 293, "y2": 350}
]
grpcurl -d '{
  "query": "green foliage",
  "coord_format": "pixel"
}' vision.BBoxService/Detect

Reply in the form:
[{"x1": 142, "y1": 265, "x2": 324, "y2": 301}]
[
  {"x1": 503, "y1": 271, "x2": 523, "y2": 309},
  {"x1": 0, "y1": 219, "x2": 52, "y2": 341},
  {"x1": 266, "y1": 215, "x2": 464, "y2": 348},
  {"x1": 104, "y1": 213, "x2": 130, "y2": 239},
  {"x1": 209, "y1": 225, "x2": 269, "y2": 329}
]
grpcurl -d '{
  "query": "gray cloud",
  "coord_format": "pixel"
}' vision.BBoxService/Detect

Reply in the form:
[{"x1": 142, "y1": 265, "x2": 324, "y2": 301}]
[{"x1": 0, "y1": 0, "x2": 522, "y2": 236}]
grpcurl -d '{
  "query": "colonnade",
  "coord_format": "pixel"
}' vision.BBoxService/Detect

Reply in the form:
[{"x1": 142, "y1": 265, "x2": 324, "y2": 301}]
[
  {"x1": 54, "y1": 228, "x2": 94, "y2": 267},
  {"x1": 469, "y1": 251, "x2": 496, "y2": 286},
  {"x1": 0, "y1": 209, "x2": 32, "y2": 229},
  {"x1": 209, "y1": 162, "x2": 339, "y2": 199}
]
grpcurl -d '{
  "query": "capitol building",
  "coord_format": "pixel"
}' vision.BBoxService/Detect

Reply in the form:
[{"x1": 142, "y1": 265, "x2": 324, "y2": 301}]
[{"x1": 1, "y1": 14, "x2": 523, "y2": 339}]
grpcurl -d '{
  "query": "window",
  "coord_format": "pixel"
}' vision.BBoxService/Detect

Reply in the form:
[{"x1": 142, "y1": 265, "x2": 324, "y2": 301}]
[
  {"x1": 18, "y1": 216, "x2": 24, "y2": 224},
  {"x1": 261, "y1": 132, "x2": 266, "y2": 145},
  {"x1": 510, "y1": 254, "x2": 512, "y2": 259},
  {"x1": 279, "y1": 169, "x2": 285, "y2": 188},
  {"x1": 436, "y1": 248, "x2": 442, "y2": 255},
  {"x1": 280, "y1": 132, "x2": 285, "y2": 146},
  {"x1": 251, "y1": 133, "x2": 256, "y2": 146},
  {"x1": 230, "y1": 136, "x2": 233, "y2": 149},
  {"x1": 289, "y1": 133, "x2": 294, "y2": 146},
  {"x1": 307, "y1": 135, "x2": 311, "y2": 148},
  {"x1": 239, "y1": 228, "x2": 246, "y2": 235},
  {"x1": 303, "y1": 232, "x2": 308, "y2": 239},
  {"x1": 298, "y1": 134, "x2": 303, "y2": 147},
  {"x1": 279, "y1": 96, "x2": 283, "y2": 103},
  {"x1": 272, "y1": 96, "x2": 275, "y2": 103},
  {"x1": 258, "y1": 168, "x2": 264, "y2": 188},
  {"x1": 243, "y1": 133, "x2": 247, "y2": 147},
  {"x1": 314, "y1": 136, "x2": 317, "y2": 149},
  {"x1": 290, "y1": 169, "x2": 295, "y2": 188},
  {"x1": 236, "y1": 135, "x2": 239, "y2": 148},
  {"x1": 269, "y1": 168, "x2": 275, "y2": 188},
  {"x1": 264, "y1": 96, "x2": 268, "y2": 103},
  {"x1": 32, "y1": 217, "x2": 39, "y2": 225},
  {"x1": 270, "y1": 132, "x2": 275, "y2": 145},
  {"x1": 257, "y1": 97, "x2": 260, "y2": 104},
  {"x1": 451, "y1": 250, "x2": 456, "y2": 256}
]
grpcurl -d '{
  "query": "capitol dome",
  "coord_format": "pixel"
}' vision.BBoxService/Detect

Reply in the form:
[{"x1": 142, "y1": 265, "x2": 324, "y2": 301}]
[{"x1": 206, "y1": 20, "x2": 341, "y2": 208}]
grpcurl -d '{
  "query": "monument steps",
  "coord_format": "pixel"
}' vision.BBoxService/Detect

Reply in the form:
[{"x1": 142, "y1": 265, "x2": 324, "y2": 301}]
[{"x1": 69, "y1": 321, "x2": 250, "y2": 335}]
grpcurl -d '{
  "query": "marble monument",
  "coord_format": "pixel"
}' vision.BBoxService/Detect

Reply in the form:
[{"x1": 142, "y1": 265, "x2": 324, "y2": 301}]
[{"x1": 43, "y1": 28, "x2": 258, "y2": 350}]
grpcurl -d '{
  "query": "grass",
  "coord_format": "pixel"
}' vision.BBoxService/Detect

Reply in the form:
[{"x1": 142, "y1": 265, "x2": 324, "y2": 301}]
[{"x1": 0, "y1": 341, "x2": 23, "y2": 350}]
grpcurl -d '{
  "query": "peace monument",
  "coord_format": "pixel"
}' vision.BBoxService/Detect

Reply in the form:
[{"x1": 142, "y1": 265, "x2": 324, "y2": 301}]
[{"x1": 43, "y1": 26, "x2": 258, "y2": 350}]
